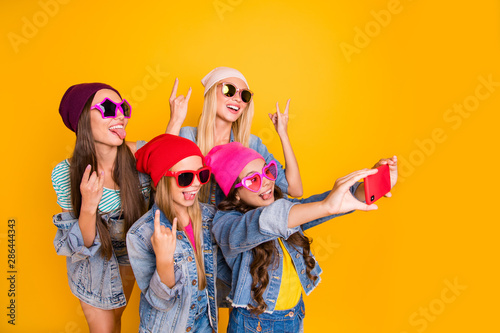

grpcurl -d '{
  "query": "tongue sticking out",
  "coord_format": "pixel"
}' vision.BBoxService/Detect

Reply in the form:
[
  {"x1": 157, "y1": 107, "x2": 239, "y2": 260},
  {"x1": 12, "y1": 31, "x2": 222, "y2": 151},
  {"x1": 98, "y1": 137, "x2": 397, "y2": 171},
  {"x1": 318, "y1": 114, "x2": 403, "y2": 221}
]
[
  {"x1": 183, "y1": 192, "x2": 196, "y2": 201},
  {"x1": 110, "y1": 128, "x2": 126, "y2": 139}
]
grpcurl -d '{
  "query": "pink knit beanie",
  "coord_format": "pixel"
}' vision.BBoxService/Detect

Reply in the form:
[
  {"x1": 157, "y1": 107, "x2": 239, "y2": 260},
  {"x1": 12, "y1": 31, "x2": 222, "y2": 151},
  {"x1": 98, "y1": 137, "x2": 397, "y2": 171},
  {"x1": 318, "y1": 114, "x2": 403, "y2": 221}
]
[{"x1": 205, "y1": 142, "x2": 264, "y2": 196}]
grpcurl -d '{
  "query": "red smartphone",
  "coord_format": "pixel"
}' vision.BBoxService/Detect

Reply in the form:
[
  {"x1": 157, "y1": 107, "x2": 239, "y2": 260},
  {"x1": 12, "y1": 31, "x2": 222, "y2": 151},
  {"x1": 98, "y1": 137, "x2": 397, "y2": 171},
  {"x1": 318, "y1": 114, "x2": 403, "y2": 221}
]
[{"x1": 364, "y1": 164, "x2": 391, "y2": 204}]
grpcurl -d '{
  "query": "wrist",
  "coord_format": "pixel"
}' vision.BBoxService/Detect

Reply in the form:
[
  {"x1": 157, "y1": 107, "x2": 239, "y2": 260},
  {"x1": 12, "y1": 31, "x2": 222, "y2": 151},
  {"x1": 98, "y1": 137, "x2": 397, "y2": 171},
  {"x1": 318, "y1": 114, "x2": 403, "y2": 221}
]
[{"x1": 79, "y1": 204, "x2": 97, "y2": 217}]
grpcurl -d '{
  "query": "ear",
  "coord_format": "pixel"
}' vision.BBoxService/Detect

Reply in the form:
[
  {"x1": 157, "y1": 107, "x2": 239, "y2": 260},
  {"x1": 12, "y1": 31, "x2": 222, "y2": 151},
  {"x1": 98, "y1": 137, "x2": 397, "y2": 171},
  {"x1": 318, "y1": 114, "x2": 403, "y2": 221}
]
[{"x1": 235, "y1": 194, "x2": 240, "y2": 201}]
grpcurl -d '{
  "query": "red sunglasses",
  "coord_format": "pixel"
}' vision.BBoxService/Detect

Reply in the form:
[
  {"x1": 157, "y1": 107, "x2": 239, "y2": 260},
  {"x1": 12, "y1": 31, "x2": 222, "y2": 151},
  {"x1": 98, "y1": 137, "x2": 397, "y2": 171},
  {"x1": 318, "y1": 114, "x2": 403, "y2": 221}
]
[{"x1": 165, "y1": 167, "x2": 211, "y2": 187}]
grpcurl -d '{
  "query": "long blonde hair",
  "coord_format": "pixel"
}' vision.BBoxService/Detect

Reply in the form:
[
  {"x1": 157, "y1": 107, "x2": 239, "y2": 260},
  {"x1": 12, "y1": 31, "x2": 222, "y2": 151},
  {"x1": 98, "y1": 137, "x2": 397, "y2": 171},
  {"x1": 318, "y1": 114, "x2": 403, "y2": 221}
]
[
  {"x1": 197, "y1": 83, "x2": 255, "y2": 202},
  {"x1": 197, "y1": 83, "x2": 255, "y2": 155},
  {"x1": 155, "y1": 177, "x2": 206, "y2": 290}
]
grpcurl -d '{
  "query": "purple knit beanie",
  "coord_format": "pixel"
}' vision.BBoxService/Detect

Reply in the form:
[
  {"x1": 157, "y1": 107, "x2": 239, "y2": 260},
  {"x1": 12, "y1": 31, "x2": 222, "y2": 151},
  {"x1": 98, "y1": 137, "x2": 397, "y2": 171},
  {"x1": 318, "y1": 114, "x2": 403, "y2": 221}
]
[
  {"x1": 205, "y1": 142, "x2": 264, "y2": 196},
  {"x1": 59, "y1": 83, "x2": 121, "y2": 133}
]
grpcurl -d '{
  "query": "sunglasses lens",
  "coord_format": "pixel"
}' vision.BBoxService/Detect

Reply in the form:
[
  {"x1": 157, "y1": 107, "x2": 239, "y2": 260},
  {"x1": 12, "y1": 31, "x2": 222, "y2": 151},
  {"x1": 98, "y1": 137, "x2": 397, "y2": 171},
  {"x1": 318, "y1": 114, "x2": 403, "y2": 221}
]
[
  {"x1": 198, "y1": 169, "x2": 211, "y2": 184},
  {"x1": 101, "y1": 99, "x2": 117, "y2": 118},
  {"x1": 222, "y1": 84, "x2": 236, "y2": 97},
  {"x1": 264, "y1": 163, "x2": 277, "y2": 180},
  {"x1": 121, "y1": 101, "x2": 131, "y2": 118},
  {"x1": 243, "y1": 174, "x2": 261, "y2": 192},
  {"x1": 241, "y1": 90, "x2": 252, "y2": 103},
  {"x1": 177, "y1": 172, "x2": 194, "y2": 187}
]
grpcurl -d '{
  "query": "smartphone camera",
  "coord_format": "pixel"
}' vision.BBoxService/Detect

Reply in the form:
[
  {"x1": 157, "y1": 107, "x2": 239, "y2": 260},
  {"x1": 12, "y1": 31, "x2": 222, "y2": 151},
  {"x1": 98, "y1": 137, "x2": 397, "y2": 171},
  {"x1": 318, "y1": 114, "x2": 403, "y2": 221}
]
[{"x1": 370, "y1": 195, "x2": 375, "y2": 202}]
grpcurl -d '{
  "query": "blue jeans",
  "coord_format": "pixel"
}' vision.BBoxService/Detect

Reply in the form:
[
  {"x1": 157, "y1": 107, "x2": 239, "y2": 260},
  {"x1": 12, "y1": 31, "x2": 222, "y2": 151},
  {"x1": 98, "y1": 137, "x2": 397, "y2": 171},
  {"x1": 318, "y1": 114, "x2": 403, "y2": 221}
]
[{"x1": 227, "y1": 297, "x2": 305, "y2": 333}]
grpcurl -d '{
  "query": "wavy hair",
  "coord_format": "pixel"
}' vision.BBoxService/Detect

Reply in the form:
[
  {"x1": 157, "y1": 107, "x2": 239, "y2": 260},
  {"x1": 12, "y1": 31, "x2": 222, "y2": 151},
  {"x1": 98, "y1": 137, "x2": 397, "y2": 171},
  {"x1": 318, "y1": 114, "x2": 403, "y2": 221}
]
[
  {"x1": 218, "y1": 182, "x2": 318, "y2": 315},
  {"x1": 70, "y1": 95, "x2": 147, "y2": 260}
]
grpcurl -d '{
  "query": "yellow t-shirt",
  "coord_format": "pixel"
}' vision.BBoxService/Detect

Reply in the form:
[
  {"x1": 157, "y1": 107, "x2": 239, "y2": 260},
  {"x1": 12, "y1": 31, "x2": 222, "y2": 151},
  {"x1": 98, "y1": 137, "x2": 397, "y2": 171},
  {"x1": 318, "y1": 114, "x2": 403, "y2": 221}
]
[{"x1": 275, "y1": 238, "x2": 303, "y2": 310}]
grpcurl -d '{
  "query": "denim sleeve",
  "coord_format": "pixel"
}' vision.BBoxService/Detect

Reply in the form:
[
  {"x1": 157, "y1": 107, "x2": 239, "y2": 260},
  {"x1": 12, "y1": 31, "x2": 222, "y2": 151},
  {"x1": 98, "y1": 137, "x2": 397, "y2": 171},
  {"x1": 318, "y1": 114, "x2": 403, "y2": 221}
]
[
  {"x1": 293, "y1": 182, "x2": 362, "y2": 231},
  {"x1": 250, "y1": 135, "x2": 289, "y2": 194},
  {"x1": 212, "y1": 199, "x2": 300, "y2": 258},
  {"x1": 52, "y1": 212, "x2": 101, "y2": 263},
  {"x1": 127, "y1": 227, "x2": 185, "y2": 312},
  {"x1": 179, "y1": 126, "x2": 197, "y2": 143}
]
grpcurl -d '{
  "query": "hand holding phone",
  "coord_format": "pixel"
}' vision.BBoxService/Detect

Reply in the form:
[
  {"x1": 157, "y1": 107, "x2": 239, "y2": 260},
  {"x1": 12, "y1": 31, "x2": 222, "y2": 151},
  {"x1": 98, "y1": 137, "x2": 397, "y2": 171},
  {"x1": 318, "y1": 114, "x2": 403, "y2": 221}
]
[{"x1": 364, "y1": 164, "x2": 391, "y2": 204}]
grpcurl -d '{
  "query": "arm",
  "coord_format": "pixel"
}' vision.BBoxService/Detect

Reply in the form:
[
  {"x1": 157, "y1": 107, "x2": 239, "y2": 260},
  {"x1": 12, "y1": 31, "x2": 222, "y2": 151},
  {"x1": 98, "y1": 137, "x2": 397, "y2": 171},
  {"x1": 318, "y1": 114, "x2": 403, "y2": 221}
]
[
  {"x1": 268, "y1": 99, "x2": 303, "y2": 197},
  {"x1": 287, "y1": 168, "x2": 379, "y2": 228},
  {"x1": 212, "y1": 201, "x2": 301, "y2": 259},
  {"x1": 127, "y1": 211, "x2": 185, "y2": 311},
  {"x1": 78, "y1": 165, "x2": 105, "y2": 247},
  {"x1": 165, "y1": 78, "x2": 191, "y2": 135},
  {"x1": 52, "y1": 211, "x2": 101, "y2": 262}
]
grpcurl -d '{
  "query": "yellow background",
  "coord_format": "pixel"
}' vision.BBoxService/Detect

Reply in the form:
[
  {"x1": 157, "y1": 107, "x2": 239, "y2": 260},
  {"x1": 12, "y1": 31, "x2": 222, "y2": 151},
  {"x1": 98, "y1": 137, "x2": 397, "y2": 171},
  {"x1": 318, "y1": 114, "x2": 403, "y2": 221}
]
[{"x1": 1, "y1": 0, "x2": 499, "y2": 332}]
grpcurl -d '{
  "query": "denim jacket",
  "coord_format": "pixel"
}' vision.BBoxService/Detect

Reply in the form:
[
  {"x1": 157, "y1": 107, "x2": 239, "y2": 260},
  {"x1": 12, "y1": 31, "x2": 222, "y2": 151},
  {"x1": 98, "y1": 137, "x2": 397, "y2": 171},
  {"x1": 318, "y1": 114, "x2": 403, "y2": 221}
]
[
  {"x1": 212, "y1": 184, "x2": 360, "y2": 313},
  {"x1": 52, "y1": 171, "x2": 151, "y2": 310},
  {"x1": 179, "y1": 126, "x2": 289, "y2": 205},
  {"x1": 127, "y1": 203, "x2": 225, "y2": 333}
]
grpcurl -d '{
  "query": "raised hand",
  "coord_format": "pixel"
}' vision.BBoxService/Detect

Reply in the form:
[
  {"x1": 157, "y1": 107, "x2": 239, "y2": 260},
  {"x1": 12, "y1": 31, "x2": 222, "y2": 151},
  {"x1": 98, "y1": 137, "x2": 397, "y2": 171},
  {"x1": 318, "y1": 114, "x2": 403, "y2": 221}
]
[
  {"x1": 169, "y1": 78, "x2": 192, "y2": 125},
  {"x1": 80, "y1": 164, "x2": 104, "y2": 214},
  {"x1": 268, "y1": 99, "x2": 291, "y2": 138},
  {"x1": 323, "y1": 168, "x2": 380, "y2": 215},
  {"x1": 372, "y1": 156, "x2": 398, "y2": 197},
  {"x1": 151, "y1": 210, "x2": 178, "y2": 265}
]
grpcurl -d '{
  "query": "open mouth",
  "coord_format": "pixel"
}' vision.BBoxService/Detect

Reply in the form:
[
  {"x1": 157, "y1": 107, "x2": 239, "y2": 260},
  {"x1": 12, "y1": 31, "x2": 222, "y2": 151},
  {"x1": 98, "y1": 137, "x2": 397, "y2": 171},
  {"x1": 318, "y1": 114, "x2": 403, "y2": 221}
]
[
  {"x1": 109, "y1": 124, "x2": 126, "y2": 139},
  {"x1": 226, "y1": 104, "x2": 240, "y2": 113},
  {"x1": 183, "y1": 190, "x2": 198, "y2": 201},
  {"x1": 259, "y1": 188, "x2": 273, "y2": 200}
]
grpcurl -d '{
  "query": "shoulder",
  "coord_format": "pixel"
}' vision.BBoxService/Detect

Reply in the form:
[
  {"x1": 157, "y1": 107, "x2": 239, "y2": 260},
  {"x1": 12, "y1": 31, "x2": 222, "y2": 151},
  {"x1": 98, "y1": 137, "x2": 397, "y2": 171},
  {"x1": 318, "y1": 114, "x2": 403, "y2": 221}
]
[
  {"x1": 249, "y1": 134, "x2": 263, "y2": 146},
  {"x1": 213, "y1": 208, "x2": 243, "y2": 225},
  {"x1": 125, "y1": 140, "x2": 147, "y2": 154},
  {"x1": 51, "y1": 160, "x2": 70, "y2": 186},
  {"x1": 200, "y1": 203, "x2": 216, "y2": 220},
  {"x1": 249, "y1": 135, "x2": 272, "y2": 155},
  {"x1": 179, "y1": 126, "x2": 198, "y2": 143},
  {"x1": 127, "y1": 209, "x2": 155, "y2": 237}
]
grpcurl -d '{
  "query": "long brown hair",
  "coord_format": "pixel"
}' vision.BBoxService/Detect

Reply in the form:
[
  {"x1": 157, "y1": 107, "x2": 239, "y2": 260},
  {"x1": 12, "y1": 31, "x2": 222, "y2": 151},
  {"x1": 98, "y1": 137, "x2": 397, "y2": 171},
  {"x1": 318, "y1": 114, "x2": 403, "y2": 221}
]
[
  {"x1": 70, "y1": 95, "x2": 147, "y2": 260},
  {"x1": 218, "y1": 183, "x2": 318, "y2": 315},
  {"x1": 155, "y1": 177, "x2": 206, "y2": 290}
]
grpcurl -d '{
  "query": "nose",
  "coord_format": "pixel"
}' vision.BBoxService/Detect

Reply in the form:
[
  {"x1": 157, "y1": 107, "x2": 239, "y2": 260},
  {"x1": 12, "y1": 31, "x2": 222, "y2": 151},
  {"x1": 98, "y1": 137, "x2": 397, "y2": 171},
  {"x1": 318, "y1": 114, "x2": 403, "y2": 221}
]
[
  {"x1": 261, "y1": 174, "x2": 273, "y2": 189},
  {"x1": 116, "y1": 107, "x2": 125, "y2": 119},
  {"x1": 231, "y1": 91, "x2": 242, "y2": 103},
  {"x1": 191, "y1": 174, "x2": 201, "y2": 187}
]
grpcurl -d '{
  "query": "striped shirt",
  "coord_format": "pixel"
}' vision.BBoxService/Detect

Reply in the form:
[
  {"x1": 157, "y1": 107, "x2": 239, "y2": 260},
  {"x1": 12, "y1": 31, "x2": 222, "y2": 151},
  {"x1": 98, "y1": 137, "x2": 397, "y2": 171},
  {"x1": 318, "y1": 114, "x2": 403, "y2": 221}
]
[{"x1": 51, "y1": 159, "x2": 149, "y2": 214}]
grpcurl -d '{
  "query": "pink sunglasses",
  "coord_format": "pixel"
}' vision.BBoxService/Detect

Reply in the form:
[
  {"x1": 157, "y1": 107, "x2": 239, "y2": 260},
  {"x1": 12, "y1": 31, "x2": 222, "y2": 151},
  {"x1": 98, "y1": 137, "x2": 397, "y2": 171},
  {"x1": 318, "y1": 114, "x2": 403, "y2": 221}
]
[
  {"x1": 91, "y1": 98, "x2": 131, "y2": 119},
  {"x1": 235, "y1": 161, "x2": 278, "y2": 192}
]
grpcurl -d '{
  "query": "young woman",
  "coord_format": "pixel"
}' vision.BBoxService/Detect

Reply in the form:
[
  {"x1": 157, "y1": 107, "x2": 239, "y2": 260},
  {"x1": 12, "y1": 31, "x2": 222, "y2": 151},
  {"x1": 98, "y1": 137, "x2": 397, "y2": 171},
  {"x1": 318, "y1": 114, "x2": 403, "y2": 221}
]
[
  {"x1": 166, "y1": 67, "x2": 303, "y2": 204},
  {"x1": 205, "y1": 142, "x2": 398, "y2": 332},
  {"x1": 51, "y1": 83, "x2": 150, "y2": 332},
  {"x1": 127, "y1": 134, "x2": 227, "y2": 332}
]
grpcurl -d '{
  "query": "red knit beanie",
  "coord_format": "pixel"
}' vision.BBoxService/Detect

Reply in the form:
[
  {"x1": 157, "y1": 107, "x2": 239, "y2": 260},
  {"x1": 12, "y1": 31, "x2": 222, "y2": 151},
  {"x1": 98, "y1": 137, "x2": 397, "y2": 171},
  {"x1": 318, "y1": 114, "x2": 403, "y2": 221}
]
[{"x1": 135, "y1": 134, "x2": 204, "y2": 187}]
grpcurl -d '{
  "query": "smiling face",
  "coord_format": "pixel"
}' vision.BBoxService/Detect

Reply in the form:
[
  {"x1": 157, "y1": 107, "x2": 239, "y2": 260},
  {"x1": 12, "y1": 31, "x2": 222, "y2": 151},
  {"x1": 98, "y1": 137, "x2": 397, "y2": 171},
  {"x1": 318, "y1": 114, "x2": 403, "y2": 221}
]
[
  {"x1": 236, "y1": 158, "x2": 275, "y2": 207},
  {"x1": 89, "y1": 89, "x2": 128, "y2": 147},
  {"x1": 169, "y1": 155, "x2": 204, "y2": 212},
  {"x1": 215, "y1": 77, "x2": 250, "y2": 124}
]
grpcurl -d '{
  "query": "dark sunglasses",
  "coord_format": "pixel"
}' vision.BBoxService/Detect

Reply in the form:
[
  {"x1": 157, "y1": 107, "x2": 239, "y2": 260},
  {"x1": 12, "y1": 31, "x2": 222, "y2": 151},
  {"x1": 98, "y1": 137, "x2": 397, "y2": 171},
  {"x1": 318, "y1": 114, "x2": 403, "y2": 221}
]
[
  {"x1": 165, "y1": 167, "x2": 212, "y2": 187},
  {"x1": 91, "y1": 98, "x2": 131, "y2": 119},
  {"x1": 220, "y1": 83, "x2": 253, "y2": 103}
]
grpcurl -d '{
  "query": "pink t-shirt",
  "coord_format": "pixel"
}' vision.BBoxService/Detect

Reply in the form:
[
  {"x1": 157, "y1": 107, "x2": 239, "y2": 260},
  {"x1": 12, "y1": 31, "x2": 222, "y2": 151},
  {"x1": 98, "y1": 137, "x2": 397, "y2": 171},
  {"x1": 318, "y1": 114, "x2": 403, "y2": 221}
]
[{"x1": 184, "y1": 220, "x2": 196, "y2": 252}]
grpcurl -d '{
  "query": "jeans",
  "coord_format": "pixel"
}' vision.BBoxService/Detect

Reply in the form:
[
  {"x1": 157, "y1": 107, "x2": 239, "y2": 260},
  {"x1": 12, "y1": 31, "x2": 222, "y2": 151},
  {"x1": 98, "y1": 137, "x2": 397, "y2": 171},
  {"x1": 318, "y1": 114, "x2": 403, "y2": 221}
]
[{"x1": 227, "y1": 297, "x2": 305, "y2": 333}]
